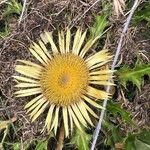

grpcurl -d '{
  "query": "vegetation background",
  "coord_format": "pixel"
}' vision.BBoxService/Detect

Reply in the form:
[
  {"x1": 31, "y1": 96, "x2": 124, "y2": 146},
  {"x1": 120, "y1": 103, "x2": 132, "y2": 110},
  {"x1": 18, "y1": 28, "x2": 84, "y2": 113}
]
[{"x1": 0, "y1": 0, "x2": 150, "y2": 149}]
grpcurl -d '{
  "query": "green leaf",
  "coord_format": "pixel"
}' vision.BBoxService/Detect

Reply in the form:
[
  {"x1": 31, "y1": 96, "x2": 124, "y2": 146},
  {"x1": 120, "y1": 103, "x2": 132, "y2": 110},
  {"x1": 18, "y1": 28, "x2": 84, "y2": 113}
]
[
  {"x1": 125, "y1": 129, "x2": 150, "y2": 150},
  {"x1": 103, "y1": 120, "x2": 124, "y2": 148},
  {"x1": 112, "y1": 127, "x2": 123, "y2": 143},
  {"x1": 135, "y1": 139, "x2": 150, "y2": 150},
  {"x1": 89, "y1": 15, "x2": 109, "y2": 39},
  {"x1": 137, "y1": 129, "x2": 150, "y2": 146},
  {"x1": 71, "y1": 128, "x2": 92, "y2": 150},
  {"x1": 12, "y1": 143, "x2": 20, "y2": 150},
  {"x1": 117, "y1": 63, "x2": 150, "y2": 89},
  {"x1": 0, "y1": 22, "x2": 10, "y2": 38},
  {"x1": 35, "y1": 140, "x2": 48, "y2": 150},
  {"x1": 125, "y1": 134, "x2": 136, "y2": 150},
  {"x1": 3, "y1": 0, "x2": 22, "y2": 17},
  {"x1": 107, "y1": 126, "x2": 123, "y2": 146},
  {"x1": 107, "y1": 101, "x2": 132, "y2": 123},
  {"x1": 133, "y1": 1, "x2": 150, "y2": 27},
  {"x1": 103, "y1": 101, "x2": 133, "y2": 148}
]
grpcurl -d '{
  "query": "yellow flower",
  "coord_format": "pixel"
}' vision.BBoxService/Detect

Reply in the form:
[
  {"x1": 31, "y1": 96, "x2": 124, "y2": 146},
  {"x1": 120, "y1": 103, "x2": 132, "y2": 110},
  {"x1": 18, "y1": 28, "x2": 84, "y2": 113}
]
[{"x1": 14, "y1": 28, "x2": 114, "y2": 137}]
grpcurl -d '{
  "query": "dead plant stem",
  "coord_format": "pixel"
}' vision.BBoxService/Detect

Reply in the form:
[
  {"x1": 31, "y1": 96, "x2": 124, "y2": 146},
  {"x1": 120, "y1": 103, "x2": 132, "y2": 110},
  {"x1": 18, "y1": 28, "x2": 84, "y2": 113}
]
[
  {"x1": 56, "y1": 124, "x2": 65, "y2": 150},
  {"x1": 18, "y1": 0, "x2": 27, "y2": 26}
]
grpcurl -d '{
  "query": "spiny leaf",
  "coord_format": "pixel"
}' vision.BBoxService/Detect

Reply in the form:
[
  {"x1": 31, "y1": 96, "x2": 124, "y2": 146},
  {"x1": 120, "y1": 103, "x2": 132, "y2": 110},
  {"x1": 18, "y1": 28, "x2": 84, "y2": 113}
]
[
  {"x1": 107, "y1": 101, "x2": 132, "y2": 123},
  {"x1": 3, "y1": 0, "x2": 22, "y2": 17},
  {"x1": 133, "y1": 1, "x2": 150, "y2": 27},
  {"x1": 89, "y1": 15, "x2": 109, "y2": 39},
  {"x1": 103, "y1": 101, "x2": 132, "y2": 148},
  {"x1": 117, "y1": 63, "x2": 150, "y2": 90},
  {"x1": 103, "y1": 121, "x2": 124, "y2": 148},
  {"x1": 71, "y1": 128, "x2": 92, "y2": 150}
]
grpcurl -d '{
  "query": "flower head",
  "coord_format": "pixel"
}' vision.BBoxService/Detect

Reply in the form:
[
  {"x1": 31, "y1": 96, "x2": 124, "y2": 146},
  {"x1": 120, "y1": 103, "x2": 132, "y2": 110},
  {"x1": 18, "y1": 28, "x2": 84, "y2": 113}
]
[{"x1": 14, "y1": 28, "x2": 113, "y2": 137}]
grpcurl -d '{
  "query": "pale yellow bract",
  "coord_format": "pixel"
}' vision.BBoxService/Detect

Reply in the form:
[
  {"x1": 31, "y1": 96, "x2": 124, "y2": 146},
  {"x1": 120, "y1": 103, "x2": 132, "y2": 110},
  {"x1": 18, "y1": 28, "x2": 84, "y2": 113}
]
[{"x1": 14, "y1": 28, "x2": 114, "y2": 137}]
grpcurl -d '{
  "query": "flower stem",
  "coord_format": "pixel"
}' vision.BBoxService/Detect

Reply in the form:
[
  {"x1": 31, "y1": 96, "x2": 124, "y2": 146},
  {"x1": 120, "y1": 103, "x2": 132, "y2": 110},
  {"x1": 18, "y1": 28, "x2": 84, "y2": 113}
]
[{"x1": 56, "y1": 124, "x2": 65, "y2": 150}]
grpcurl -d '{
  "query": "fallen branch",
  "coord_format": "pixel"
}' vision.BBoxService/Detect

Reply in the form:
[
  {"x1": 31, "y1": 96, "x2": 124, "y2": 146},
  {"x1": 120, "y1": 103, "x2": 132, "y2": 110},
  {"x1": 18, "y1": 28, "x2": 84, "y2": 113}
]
[{"x1": 91, "y1": 0, "x2": 141, "y2": 149}]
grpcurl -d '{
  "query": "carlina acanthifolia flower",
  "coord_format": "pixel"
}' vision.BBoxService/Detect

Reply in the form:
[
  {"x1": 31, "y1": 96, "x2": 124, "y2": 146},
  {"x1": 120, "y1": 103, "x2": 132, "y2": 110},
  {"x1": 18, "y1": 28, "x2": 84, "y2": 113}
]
[{"x1": 13, "y1": 28, "x2": 114, "y2": 137}]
